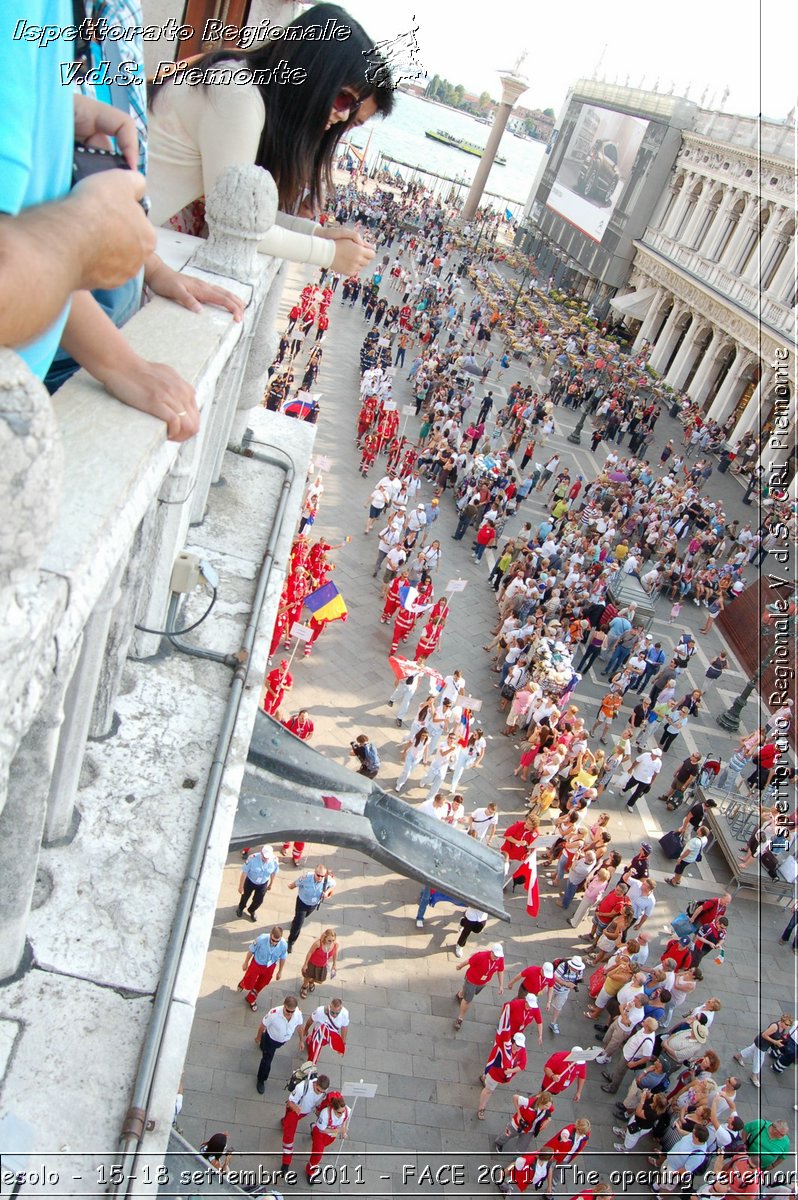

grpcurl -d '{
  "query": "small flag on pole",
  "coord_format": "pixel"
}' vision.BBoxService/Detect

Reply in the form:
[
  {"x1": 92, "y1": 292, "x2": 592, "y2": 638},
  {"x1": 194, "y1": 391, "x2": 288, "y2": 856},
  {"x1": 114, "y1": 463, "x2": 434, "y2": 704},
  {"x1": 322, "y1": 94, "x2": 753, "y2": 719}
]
[{"x1": 511, "y1": 851, "x2": 540, "y2": 918}]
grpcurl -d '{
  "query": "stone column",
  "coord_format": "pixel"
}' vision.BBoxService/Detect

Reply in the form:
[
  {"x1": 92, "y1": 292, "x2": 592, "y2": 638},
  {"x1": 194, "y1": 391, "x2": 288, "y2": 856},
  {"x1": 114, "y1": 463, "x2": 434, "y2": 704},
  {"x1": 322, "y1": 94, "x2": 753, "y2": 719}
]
[
  {"x1": 701, "y1": 188, "x2": 738, "y2": 260},
  {"x1": 708, "y1": 351, "x2": 755, "y2": 427},
  {"x1": 680, "y1": 183, "x2": 712, "y2": 247},
  {"x1": 632, "y1": 289, "x2": 667, "y2": 354},
  {"x1": 661, "y1": 172, "x2": 696, "y2": 238},
  {"x1": 727, "y1": 368, "x2": 772, "y2": 443},
  {"x1": 716, "y1": 196, "x2": 758, "y2": 271},
  {"x1": 463, "y1": 73, "x2": 528, "y2": 221},
  {"x1": 766, "y1": 232, "x2": 797, "y2": 300},
  {"x1": 664, "y1": 318, "x2": 708, "y2": 391},
  {"x1": 647, "y1": 303, "x2": 687, "y2": 373},
  {"x1": 687, "y1": 332, "x2": 725, "y2": 405},
  {"x1": 741, "y1": 213, "x2": 777, "y2": 286}
]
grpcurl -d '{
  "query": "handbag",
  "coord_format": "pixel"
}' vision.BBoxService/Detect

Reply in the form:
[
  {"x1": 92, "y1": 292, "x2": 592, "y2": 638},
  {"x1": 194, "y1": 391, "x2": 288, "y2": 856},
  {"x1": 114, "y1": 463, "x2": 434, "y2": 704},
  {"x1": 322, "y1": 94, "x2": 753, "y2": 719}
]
[
  {"x1": 588, "y1": 965, "x2": 606, "y2": 998},
  {"x1": 705, "y1": 659, "x2": 723, "y2": 680},
  {"x1": 501, "y1": 682, "x2": 516, "y2": 700},
  {"x1": 760, "y1": 848, "x2": 780, "y2": 878},
  {"x1": 671, "y1": 913, "x2": 696, "y2": 940}
]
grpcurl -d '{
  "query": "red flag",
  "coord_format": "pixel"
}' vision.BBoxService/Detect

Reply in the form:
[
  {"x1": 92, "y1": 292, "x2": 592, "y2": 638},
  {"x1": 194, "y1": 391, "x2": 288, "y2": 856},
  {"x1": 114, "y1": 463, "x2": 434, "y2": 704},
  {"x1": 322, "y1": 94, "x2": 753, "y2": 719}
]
[{"x1": 525, "y1": 849, "x2": 539, "y2": 918}]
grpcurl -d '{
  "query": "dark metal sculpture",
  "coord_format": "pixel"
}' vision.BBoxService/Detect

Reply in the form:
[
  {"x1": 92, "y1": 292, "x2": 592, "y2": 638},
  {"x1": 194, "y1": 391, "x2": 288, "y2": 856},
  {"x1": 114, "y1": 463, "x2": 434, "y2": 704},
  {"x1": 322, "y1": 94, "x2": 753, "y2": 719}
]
[{"x1": 233, "y1": 712, "x2": 509, "y2": 921}]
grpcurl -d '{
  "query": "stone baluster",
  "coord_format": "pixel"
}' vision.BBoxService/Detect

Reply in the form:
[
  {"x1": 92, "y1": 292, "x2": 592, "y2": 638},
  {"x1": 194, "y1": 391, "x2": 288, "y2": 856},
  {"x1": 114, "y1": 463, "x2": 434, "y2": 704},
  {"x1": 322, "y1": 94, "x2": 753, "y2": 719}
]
[
  {"x1": 0, "y1": 349, "x2": 65, "y2": 980},
  {"x1": 188, "y1": 164, "x2": 280, "y2": 523}
]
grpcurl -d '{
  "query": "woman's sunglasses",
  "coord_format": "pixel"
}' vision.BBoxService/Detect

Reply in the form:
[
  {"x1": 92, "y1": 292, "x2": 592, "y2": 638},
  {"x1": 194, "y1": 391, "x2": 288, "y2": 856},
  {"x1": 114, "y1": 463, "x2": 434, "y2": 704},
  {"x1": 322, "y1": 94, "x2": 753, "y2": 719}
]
[{"x1": 332, "y1": 89, "x2": 362, "y2": 116}]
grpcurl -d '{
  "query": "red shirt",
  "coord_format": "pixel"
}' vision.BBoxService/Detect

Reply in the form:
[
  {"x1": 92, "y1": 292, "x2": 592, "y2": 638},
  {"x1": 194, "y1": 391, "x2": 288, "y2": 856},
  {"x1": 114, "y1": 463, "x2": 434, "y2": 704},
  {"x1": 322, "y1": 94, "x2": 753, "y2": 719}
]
[
  {"x1": 519, "y1": 964, "x2": 554, "y2": 996},
  {"x1": 476, "y1": 523, "x2": 496, "y2": 547},
  {"x1": 661, "y1": 938, "x2": 692, "y2": 971},
  {"x1": 498, "y1": 996, "x2": 542, "y2": 1035},
  {"x1": 596, "y1": 888, "x2": 627, "y2": 920},
  {"x1": 540, "y1": 1050, "x2": 586, "y2": 1095},
  {"x1": 284, "y1": 715, "x2": 314, "y2": 740},
  {"x1": 486, "y1": 1043, "x2": 528, "y2": 1082},
  {"x1": 541, "y1": 1123, "x2": 590, "y2": 1163},
  {"x1": 512, "y1": 1097, "x2": 555, "y2": 1136},
  {"x1": 465, "y1": 950, "x2": 504, "y2": 986},
  {"x1": 501, "y1": 821, "x2": 538, "y2": 862},
  {"x1": 507, "y1": 1153, "x2": 550, "y2": 1194},
  {"x1": 756, "y1": 743, "x2": 778, "y2": 770}
]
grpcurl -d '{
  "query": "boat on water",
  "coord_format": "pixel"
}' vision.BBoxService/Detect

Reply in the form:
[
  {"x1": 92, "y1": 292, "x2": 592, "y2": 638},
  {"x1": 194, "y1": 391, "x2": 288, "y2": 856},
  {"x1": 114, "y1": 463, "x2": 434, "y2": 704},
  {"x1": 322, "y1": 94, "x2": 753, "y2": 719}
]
[{"x1": 424, "y1": 129, "x2": 506, "y2": 166}]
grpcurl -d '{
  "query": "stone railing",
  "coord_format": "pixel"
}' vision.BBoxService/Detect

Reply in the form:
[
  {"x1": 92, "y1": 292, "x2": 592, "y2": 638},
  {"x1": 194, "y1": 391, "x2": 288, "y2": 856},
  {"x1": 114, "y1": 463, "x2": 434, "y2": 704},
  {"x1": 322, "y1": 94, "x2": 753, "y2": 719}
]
[{"x1": 0, "y1": 165, "x2": 316, "y2": 1175}]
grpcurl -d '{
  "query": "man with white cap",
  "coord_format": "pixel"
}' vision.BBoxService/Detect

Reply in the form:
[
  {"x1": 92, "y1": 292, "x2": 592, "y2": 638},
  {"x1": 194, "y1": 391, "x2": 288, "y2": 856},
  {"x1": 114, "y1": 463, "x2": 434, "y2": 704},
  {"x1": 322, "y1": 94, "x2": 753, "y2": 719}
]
[
  {"x1": 236, "y1": 845, "x2": 279, "y2": 922},
  {"x1": 548, "y1": 957, "x2": 585, "y2": 1035},
  {"x1": 477, "y1": 1031, "x2": 528, "y2": 1119},
  {"x1": 508, "y1": 960, "x2": 555, "y2": 1004},
  {"x1": 494, "y1": 991, "x2": 544, "y2": 1047},
  {"x1": 539, "y1": 1045, "x2": 601, "y2": 1100},
  {"x1": 453, "y1": 942, "x2": 505, "y2": 1031},
  {"x1": 622, "y1": 748, "x2": 663, "y2": 810}
]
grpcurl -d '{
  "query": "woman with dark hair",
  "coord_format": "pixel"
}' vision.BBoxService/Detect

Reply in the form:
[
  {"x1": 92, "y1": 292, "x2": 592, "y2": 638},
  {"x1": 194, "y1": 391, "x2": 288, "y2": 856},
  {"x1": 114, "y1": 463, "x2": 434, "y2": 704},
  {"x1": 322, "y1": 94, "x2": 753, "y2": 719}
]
[{"x1": 147, "y1": 3, "x2": 393, "y2": 275}]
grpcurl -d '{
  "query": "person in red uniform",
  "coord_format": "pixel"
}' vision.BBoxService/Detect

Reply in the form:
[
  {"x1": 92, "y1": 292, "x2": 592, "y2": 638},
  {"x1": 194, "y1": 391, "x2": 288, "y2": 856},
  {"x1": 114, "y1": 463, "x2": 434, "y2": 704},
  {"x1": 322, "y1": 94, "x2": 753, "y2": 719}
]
[
  {"x1": 305, "y1": 1092, "x2": 350, "y2": 1183},
  {"x1": 539, "y1": 1047, "x2": 597, "y2": 1099},
  {"x1": 498, "y1": 1148, "x2": 555, "y2": 1195},
  {"x1": 660, "y1": 935, "x2": 693, "y2": 971},
  {"x1": 280, "y1": 1071, "x2": 330, "y2": 1172},
  {"x1": 500, "y1": 815, "x2": 540, "y2": 871},
  {"x1": 390, "y1": 604, "x2": 420, "y2": 655},
  {"x1": 283, "y1": 710, "x2": 314, "y2": 740},
  {"x1": 453, "y1": 942, "x2": 505, "y2": 1030},
  {"x1": 356, "y1": 393, "x2": 377, "y2": 445},
  {"x1": 495, "y1": 992, "x2": 544, "y2": 1046},
  {"x1": 263, "y1": 660, "x2": 293, "y2": 716},
  {"x1": 477, "y1": 1031, "x2": 527, "y2": 1119},
  {"x1": 412, "y1": 619, "x2": 442, "y2": 661},
  {"x1": 507, "y1": 961, "x2": 555, "y2": 1002},
  {"x1": 541, "y1": 1119, "x2": 592, "y2": 1169},
  {"x1": 589, "y1": 882, "x2": 630, "y2": 942},
  {"x1": 381, "y1": 573, "x2": 408, "y2": 623},
  {"x1": 495, "y1": 1090, "x2": 556, "y2": 1154},
  {"x1": 360, "y1": 430, "x2": 379, "y2": 475}
]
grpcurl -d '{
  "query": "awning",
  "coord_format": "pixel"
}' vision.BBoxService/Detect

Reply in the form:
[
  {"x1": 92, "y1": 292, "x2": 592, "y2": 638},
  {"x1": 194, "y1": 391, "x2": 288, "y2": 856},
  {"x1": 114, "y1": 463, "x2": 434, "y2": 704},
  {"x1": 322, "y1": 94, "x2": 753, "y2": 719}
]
[{"x1": 609, "y1": 286, "x2": 657, "y2": 319}]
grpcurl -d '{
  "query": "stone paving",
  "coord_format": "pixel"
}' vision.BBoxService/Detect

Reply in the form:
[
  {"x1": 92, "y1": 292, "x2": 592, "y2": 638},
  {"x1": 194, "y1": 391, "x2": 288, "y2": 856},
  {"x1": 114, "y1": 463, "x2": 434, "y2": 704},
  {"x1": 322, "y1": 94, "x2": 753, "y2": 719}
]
[{"x1": 178, "y1": 252, "x2": 797, "y2": 1195}]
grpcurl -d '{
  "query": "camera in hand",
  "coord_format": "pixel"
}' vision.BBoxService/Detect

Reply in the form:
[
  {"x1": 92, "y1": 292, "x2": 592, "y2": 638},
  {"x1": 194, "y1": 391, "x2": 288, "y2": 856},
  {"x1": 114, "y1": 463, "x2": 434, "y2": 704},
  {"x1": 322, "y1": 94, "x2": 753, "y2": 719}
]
[{"x1": 72, "y1": 144, "x2": 150, "y2": 213}]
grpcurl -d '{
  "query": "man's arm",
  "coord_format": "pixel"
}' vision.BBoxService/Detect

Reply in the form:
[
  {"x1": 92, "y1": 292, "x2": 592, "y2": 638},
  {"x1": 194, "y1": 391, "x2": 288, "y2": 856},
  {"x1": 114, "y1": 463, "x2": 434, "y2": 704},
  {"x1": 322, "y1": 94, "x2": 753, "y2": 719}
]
[
  {"x1": 0, "y1": 172, "x2": 154, "y2": 352},
  {"x1": 57, "y1": 292, "x2": 198, "y2": 442}
]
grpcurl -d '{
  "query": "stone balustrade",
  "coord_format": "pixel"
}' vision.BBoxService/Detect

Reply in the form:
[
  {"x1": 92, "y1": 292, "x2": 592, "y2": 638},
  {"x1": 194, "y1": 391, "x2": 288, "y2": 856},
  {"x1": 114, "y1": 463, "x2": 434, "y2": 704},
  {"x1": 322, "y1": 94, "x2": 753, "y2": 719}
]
[{"x1": 0, "y1": 165, "x2": 316, "y2": 1177}]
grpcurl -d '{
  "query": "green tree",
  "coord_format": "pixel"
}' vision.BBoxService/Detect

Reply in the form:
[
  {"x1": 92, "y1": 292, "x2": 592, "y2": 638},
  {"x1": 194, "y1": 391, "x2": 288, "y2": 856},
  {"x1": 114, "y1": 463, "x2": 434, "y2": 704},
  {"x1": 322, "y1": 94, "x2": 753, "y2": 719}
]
[
  {"x1": 426, "y1": 73, "x2": 440, "y2": 99},
  {"x1": 453, "y1": 83, "x2": 465, "y2": 106},
  {"x1": 478, "y1": 90, "x2": 492, "y2": 112},
  {"x1": 543, "y1": 107, "x2": 555, "y2": 117}
]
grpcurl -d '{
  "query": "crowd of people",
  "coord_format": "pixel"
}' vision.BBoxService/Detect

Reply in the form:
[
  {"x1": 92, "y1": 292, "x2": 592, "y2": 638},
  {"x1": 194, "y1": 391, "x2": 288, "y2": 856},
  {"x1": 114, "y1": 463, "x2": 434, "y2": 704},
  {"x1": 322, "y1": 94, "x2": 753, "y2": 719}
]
[
  {"x1": 13, "y1": 0, "x2": 792, "y2": 1187},
  {"x1": 232, "y1": 159, "x2": 797, "y2": 1194}
]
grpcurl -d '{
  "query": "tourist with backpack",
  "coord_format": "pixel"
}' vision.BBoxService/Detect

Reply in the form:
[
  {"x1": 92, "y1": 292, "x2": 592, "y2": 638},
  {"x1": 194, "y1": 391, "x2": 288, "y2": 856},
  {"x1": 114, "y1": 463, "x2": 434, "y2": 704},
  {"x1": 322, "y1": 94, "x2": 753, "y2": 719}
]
[
  {"x1": 350, "y1": 733, "x2": 381, "y2": 778},
  {"x1": 280, "y1": 1066, "x2": 330, "y2": 1173}
]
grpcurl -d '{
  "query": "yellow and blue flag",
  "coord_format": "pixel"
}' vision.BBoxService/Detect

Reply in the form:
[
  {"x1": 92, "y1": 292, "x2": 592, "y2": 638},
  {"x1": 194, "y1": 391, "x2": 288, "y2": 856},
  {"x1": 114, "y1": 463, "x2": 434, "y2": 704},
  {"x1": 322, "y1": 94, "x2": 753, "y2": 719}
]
[{"x1": 304, "y1": 582, "x2": 347, "y2": 623}]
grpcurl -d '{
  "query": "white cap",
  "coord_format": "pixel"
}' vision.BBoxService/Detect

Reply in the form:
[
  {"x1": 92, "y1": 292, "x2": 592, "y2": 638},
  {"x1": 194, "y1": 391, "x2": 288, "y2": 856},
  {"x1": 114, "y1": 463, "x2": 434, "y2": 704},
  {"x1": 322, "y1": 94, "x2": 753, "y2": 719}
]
[
  {"x1": 491, "y1": 943, "x2": 504, "y2": 957},
  {"x1": 513, "y1": 1032, "x2": 526, "y2": 1047},
  {"x1": 261, "y1": 845, "x2": 275, "y2": 859},
  {"x1": 542, "y1": 962, "x2": 554, "y2": 978},
  {"x1": 568, "y1": 957, "x2": 585, "y2": 972},
  {"x1": 651, "y1": 748, "x2": 663, "y2": 757},
  {"x1": 525, "y1": 993, "x2": 539, "y2": 1007}
]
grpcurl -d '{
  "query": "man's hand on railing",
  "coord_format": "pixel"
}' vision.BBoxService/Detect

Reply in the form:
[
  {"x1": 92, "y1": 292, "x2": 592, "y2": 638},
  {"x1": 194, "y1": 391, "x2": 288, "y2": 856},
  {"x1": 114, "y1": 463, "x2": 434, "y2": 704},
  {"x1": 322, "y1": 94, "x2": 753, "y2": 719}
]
[
  {"x1": 328, "y1": 236, "x2": 376, "y2": 277},
  {"x1": 144, "y1": 254, "x2": 245, "y2": 322},
  {"x1": 68, "y1": 170, "x2": 156, "y2": 290}
]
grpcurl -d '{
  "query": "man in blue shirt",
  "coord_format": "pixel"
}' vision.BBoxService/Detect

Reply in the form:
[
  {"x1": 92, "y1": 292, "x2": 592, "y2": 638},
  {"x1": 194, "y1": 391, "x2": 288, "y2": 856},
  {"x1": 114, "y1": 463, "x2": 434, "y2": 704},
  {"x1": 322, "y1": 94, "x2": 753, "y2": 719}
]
[
  {"x1": 633, "y1": 641, "x2": 667, "y2": 694},
  {"x1": 238, "y1": 925, "x2": 288, "y2": 1012},
  {"x1": 237, "y1": 846, "x2": 279, "y2": 922},
  {"x1": 287, "y1": 865, "x2": 336, "y2": 951}
]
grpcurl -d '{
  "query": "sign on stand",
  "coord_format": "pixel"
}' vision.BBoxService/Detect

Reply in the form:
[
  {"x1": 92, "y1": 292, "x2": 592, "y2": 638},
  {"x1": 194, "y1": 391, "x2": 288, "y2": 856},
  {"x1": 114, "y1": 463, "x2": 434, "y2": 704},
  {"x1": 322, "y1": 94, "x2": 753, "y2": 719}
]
[
  {"x1": 290, "y1": 623, "x2": 313, "y2": 642},
  {"x1": 446, "y1": 578, "x2": 468, "y2": 593},
  {"x1": 336, "y1": 1080, "x2": 379, "y2": 1159}
]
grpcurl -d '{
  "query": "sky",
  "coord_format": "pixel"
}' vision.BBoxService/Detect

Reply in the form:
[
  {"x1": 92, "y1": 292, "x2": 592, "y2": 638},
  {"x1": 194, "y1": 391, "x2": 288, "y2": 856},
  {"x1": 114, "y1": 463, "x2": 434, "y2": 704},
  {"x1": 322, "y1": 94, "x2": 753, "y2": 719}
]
[{"x1": 339, "y1": 0, "x2": 798, "y2": 123}]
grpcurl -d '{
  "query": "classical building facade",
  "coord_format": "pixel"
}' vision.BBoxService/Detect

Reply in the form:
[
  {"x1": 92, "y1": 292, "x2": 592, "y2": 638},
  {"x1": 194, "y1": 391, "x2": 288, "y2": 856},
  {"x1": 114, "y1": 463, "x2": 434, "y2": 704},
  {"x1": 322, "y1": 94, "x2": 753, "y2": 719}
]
[{"x1": 619, "y1": 110, "x2": 796, "y2": 467}]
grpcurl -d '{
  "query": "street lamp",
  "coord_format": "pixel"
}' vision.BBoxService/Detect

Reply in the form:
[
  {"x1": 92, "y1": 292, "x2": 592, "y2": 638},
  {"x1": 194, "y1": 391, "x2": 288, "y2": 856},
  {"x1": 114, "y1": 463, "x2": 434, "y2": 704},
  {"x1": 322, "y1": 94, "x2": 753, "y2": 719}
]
[
  {"x1": 512, "y1": 267, "x2": 531, "y2": 314},
  {"x1": 716, "y1": 599, "x2": 797, "y2": 732},
  {"x1": 567, "y1": 406, "x2": 589, "y2": 445}
]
